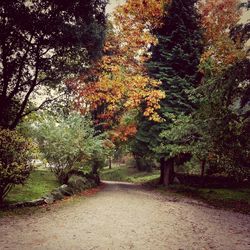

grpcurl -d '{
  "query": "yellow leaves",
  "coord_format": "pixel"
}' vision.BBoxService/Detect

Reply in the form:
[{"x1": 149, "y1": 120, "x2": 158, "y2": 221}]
[
  {"x1": 110, "y1": 0, "x2": 169, "y2": 66},
  {"x1": 115, "y1": 0, "x2": 171, "y2": 29},
  {"x1": 199, "y1": 0, "x2": 245, "y2": 73},
  {"x1": 68, "y1": 0, "x2": 168, "y2": 130},
  {"x1": 143, "y1": 89, "x2": 165, "y2": 122}
]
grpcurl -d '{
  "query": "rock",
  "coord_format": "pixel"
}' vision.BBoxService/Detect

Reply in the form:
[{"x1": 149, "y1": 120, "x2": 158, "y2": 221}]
[
  {"x1": 27, "y1": 199, "x2": 45, "y2": 206},
  {"x1": 68, "y1": 175, "x2": 88, "y2": 191},
  {"x1": 7, "y1": 199, "x2": 45, "y2": 208},
  {"x1": 2, "y1": 174, "x2": 100, "y2": 210},
  {"x1": 50, "y1": 189, "x2": 65, "y2": 200},
  {"x1": 59, "y1": 184, "x2": 75, "y2": 196},
  {"x1": 8, "y1": 202, "x2": 26, "y2": 209},
  {"x1": 44, "y1": 195, "x2": 55, "y2": 204}
]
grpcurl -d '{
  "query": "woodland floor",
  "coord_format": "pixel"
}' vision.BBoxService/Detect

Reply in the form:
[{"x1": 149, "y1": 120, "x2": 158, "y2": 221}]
[{"x1": 0, "y1": 181, "x2": 250, "y2": 250}]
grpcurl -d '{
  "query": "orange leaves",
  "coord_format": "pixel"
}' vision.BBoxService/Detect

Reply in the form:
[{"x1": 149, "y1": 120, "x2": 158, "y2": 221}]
[
  {"x1": 112, "y1": 0, "x2": 171, "y2": 65},
  {"x1": 199, "y1": 0, "x2": 241, "y2": 42},
  {"x1": 110, "y1": 123, "x2": 138, "y2": 143},
  {"x1": 68, "y1": 0, "x2": 167, "y2": 128},
  {"x1": 199, "y1": 0, "x2": 241, "y2": 41},
  {"x1": 199, "y1": 0, "x2": 245, "y2": 72},
  {"x1": 115, "y1": 0, "x2": 170, "y2": 30}
]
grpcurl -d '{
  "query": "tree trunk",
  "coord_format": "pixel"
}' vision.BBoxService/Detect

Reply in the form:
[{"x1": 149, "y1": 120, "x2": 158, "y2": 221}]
[
  {"x1": 109, "y1": 157, "x2": 112, "y2": 169},
  {"x1": 162, "y1": 158, "x2": 174, "y2": 186},
  {"x1": 159, "y1": 157, "x2": 165, "y2": 184},
  {"x1": 200, "y1": 159, "x2": 206, "y2": 177},
  {"x1": 200, "y1": 159, "x2": 206, "y2": 187}
]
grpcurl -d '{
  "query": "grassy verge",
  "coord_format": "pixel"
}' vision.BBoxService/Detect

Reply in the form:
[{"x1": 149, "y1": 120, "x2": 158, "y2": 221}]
[
  {"x1": 100, "y1": 164, "x2": 160, "y2": 184},
  {"x1": 101, "y1": 165, "x2": 250, "y2": 214},
  {"x1": 161, "y1": 185, "x2": 250, "y2": 214},
  {"x1": 5, "y1": 169, "x2": 59, "y2": 204}
]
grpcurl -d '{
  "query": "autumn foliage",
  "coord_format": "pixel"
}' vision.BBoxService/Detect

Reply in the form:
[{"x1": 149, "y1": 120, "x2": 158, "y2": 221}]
[
  {"x1": 69, "y1": 0, "x2": 246, "y2": 145},
  {"x1": 69, "y1": 0, "x2": 169, "y2": 141},
  {"x1": 110, "y1": 123, "x2": 138, "y2": 143},
  {"x1": 199, "y1": 0, "x2": 245, "y2": 71}
]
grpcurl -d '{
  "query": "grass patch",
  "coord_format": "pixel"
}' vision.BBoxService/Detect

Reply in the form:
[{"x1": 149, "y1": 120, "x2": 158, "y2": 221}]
[
  {"x1": 160, "y1": 185, "x2": 250, "y2": 214},
  {"x1": 100, "y1": 164, "x2": 160, "y2": 184},
  {"x1": 5, "y1": 169, "x2": 59, "y2": 204}
]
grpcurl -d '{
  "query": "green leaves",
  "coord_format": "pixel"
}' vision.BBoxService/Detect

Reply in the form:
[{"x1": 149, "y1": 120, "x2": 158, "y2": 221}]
[
  {"x1": 0, "y1": 129, "x2": 36, "y2": 202},
  {"x1": 0, "y1": 0, "x2": 107, "y2": 128},
  {"x1": 27, "y1": 113, "x2": 108, "y2": 183},
  {"x1": 133, "y1": 0, "x2": 203, "y2": 166},
  {"x1": 193, "y1": 59, "x2": 250, "y2": 178}
]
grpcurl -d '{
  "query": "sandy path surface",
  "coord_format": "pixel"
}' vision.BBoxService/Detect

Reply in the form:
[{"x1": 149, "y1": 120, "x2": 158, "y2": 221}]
[{"x1": 0, "y1": 181, "x2": 250, "y2": 250}]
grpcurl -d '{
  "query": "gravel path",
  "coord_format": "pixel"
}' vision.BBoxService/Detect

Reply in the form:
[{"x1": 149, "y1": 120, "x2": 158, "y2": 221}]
[{"x1": 0, "y1": 181, "x2": 250, "y2": 250}]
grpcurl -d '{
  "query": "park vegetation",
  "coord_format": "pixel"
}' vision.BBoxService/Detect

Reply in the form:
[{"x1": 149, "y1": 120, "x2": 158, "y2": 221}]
[{"x1": 0, "y1": 0, "x2": 249, "y2": 206}]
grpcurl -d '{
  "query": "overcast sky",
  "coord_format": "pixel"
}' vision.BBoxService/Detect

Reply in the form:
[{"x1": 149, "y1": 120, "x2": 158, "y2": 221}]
[{"x1": 106, "y1": 0, "x2": 126, "y2": 14}]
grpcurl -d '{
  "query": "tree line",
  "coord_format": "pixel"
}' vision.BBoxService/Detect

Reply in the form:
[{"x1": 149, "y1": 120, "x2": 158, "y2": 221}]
[{"x1": 0, "y1": 0, "x2": 249, "y2": 202}]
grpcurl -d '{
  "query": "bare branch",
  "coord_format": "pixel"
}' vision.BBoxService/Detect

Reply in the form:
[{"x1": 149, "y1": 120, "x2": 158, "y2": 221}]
[{"x1": 20, "y1": 93, "x2": 65, "y2": 118}]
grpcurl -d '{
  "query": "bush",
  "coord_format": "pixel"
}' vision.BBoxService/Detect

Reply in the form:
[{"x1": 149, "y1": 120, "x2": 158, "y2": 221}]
[
  {"x1": 31, "y1": 113, "x2": 110, "y2": 184},
  {"x1": 0, "y1": 129, "x2": 35, "y2": 203}
]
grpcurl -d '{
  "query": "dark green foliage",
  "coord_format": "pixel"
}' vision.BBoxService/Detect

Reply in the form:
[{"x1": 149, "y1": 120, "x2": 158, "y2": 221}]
[
  {"x1": 194, "y1": 59, "x2": 250, "y2": 179},
  {"x1": 154, "y1": 0, "x2": 203, "y2": 98},
  {"x1": 133, "y1": 0, "x2": 203, "y2": 171},
  {"x1": 149, "y1": 0, "x2": 203, "y2": 115},
  {"x1": 0, "y1": 0, "x2": 107, "y2": 128}
]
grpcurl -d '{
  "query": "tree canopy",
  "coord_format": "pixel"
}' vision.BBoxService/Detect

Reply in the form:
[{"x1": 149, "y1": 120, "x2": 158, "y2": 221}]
[{"x1": 0, "y1": 0, "x2": 107, "y2": 128}]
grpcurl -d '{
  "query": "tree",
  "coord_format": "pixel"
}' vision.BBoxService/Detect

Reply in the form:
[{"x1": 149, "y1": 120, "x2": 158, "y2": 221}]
[
  {"x1": 25, "y1": 112, "x2": 109, "y2": 184},
  {"x1": 0, "y1": 128, "x2": 35, "y2": 203},
  {"x1": 134, "y1": 0, "x2": 203, "y2": 185},
  {"x1": 192, "y1": 0, "x2": 250, "y2": 179},
  {"x1": 199, "y1": 0, "x2": 245, "y2": 73},
  {"x1": 0, "y1": 0, "x2": 107, "y2": 129},
  {"x1": 69, "y1": 0, "x2": 167, "y2": 136},
  {"x1": 194, "y1": 59, "x2": 250, "y2": 180}
]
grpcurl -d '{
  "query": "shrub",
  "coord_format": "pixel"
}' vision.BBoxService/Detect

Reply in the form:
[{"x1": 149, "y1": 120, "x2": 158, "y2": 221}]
[
  {"x1": 32, "y1": 113, "x2": 110, "y2": 184},
  {"x1": 0, "y1": 129, "x2": 35, "y2": 203}
]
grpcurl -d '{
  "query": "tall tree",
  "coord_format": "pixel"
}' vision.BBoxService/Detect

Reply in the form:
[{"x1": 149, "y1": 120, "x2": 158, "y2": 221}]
[
  {"x1": 0, "y1": 0, "x2": 107, "y2": 128},
  {"x1": 69, "y1": 0, "x2": 167, "y2": 134},
  {"x1": 133, "y1": 0, "x2": 203, "y2": 185},
  {"x1": 193, "y1": 0, "x2": 250, "y2": 179}
]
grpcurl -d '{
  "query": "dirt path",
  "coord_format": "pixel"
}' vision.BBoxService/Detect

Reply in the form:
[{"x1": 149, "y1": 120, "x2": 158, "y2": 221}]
[{"x1": 0, "y1": 181, "x2": 250, "y2": 250}]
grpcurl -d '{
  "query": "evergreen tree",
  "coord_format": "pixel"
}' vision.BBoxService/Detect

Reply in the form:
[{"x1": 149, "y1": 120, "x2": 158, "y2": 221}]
[{"x1": 133, "y1": 0, "x2": 203, "y2": 185}]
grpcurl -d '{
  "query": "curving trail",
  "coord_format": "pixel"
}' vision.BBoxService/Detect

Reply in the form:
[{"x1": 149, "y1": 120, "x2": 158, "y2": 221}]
[{"x1": 0, "y1": 181, "x2": 250, "y2": 250}]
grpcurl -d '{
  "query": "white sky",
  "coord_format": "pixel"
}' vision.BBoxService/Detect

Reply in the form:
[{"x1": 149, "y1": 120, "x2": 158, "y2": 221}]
[{"x1": 106, "y1": 0, "x2": 126, "y2": 14}]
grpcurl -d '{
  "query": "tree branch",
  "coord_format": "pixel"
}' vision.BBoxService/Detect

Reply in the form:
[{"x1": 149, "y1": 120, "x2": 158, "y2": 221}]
[
  {"x1": 8, "y1": 35, "x2": 35, "y2": 100},
  {"x1": 10, "y1": 45, "x2": 41, "y2": 128},
  {"x1": 20, "y1": 93, "x2": 65, "y2": 118}
]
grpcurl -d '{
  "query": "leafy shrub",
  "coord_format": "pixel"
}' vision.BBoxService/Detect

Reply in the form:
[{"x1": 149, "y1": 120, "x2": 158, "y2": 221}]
[
  {"x1": 0, "y1": 129, "x2": 35, "y2": 203},
  {"x1": 31, "y1": 113, "x2": 110, "y2": 184}
]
